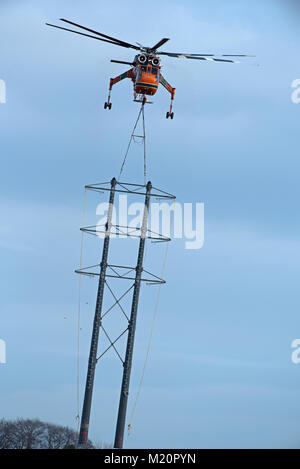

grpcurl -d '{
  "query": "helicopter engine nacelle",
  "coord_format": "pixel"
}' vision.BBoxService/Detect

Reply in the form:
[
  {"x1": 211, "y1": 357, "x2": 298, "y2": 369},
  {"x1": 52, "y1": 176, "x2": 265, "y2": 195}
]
[
  {"x1": 138, "y1": 54, "x2": 147, "y2": 64},
  {"x1": 151, "y1": 57, "x2": 160, "y2": 66}
]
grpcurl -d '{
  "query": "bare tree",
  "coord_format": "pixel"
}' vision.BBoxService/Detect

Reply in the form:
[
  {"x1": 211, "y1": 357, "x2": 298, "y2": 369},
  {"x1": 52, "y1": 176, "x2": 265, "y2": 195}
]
[
  {"x1": 0, "y1": 420, "x2": 14, "y2": 449},
  {"x1": 0, "y1": 418, "x2": 94, "y2": 449},
  {"x1": 12, "y1": 419, "x2": 45, "y2": 449}
]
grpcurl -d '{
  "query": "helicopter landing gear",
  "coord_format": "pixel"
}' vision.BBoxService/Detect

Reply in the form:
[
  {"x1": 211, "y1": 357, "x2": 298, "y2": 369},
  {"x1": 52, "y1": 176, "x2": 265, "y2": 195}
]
[
  {"x1": 166, "y1": 97, "x2": 174, "y2": 119},
  {"x1": 104, "y1": 86, "x2": 113, "y2": 110},
  {"x1": 105, "y1": 70, "x2": 135, "y2": 111},
  {"x1": 159, "y1": 74, "x2": 175, "y2": 120}
]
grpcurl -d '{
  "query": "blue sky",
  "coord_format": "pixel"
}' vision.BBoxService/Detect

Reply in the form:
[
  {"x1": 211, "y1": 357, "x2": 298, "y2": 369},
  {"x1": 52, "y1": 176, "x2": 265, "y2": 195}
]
[{"x1": 1, "y1": 0, "x2": 300, "y2": 449}]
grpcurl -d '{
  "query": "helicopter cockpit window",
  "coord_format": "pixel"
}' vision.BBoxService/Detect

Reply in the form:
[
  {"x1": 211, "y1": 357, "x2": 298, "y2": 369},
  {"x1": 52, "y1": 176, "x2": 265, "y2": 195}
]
[
  {"x1": 152, "y1": 67, "x2": 158, "y2": 76},
  {"x1": 141, "y1": 66, "x2": 147, "y2": 73}
]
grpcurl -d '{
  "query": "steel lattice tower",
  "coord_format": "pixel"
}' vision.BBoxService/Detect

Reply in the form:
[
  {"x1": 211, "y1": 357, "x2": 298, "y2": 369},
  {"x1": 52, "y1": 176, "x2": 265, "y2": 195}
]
[{"x1": 76, "y1": 178, "x2": 175, "y2": 448}]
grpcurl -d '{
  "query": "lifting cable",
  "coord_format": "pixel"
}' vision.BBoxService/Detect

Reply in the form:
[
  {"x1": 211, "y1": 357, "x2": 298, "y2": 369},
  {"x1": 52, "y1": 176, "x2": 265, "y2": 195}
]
[{"x1": 119, "y1": 102, "x2": 147, "y2": 185}]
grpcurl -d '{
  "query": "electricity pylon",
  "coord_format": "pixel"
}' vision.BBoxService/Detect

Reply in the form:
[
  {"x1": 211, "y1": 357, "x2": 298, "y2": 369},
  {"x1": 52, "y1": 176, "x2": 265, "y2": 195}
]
[{"x1": 76, "y1": 178, "x2": 175, "y2": 448}]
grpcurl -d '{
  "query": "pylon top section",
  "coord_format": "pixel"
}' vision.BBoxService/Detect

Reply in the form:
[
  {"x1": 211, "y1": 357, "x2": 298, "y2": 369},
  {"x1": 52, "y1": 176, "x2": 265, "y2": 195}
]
[{"x1": 85, "y1": 179, "x2": 176, "y2": 200}]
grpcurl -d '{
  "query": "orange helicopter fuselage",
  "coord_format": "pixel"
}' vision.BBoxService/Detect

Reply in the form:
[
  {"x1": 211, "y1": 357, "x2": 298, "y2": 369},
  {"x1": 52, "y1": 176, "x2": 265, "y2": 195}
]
[{"x1": 133, "y1": 64, "x2": 160, "y2": 96}]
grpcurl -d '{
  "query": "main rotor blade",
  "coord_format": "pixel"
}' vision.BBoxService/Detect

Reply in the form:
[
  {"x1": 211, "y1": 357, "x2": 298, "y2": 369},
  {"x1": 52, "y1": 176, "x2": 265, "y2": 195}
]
[
  {"x1": 158, "y1": 52, "x2": 255, "y2": 59},
  {"x1": 192, "y1": 54, "x2": 256, "y2": 57},
  {"x1": 46, "y1": 23, "x2": 125, "y2": 47},
  {"x1": 221, "y1": 54, "x2": 256, "y2": 57},
  {"x1": 111, "y1": 59, "x2": 134, "y2": 65},
  {"x1": 157, "y1": 52, "x2": 240, "y2": 63},
  {"x1": 188, "y1": 56, "x2": 240, "y2": 63},
  {"x1": 60, "y1": 18, "x2": 140, "y2": 50},
  {"x1": 151, "y1": 38, "x2": 169, "y2": 51}
]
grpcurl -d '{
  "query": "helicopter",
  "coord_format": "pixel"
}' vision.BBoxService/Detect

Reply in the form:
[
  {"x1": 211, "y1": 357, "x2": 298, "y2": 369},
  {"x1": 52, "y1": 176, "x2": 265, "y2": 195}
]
[{"x1": 46, "y1": 19, "x2": 255, "y2": 119}]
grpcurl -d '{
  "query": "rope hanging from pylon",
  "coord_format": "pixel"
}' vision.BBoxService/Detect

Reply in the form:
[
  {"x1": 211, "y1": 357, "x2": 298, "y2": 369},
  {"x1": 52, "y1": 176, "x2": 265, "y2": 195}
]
[
  {"x1": 119, "y1": 101, "x2": 147, "y2": 184},
  {"x1": 127, "y1": 224, "x2": 172, "y2": 438},
  {"x1": 76, "y1": 187, "x2": 87, "y2": 435}
]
